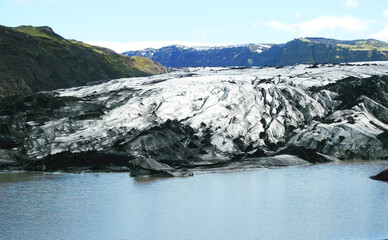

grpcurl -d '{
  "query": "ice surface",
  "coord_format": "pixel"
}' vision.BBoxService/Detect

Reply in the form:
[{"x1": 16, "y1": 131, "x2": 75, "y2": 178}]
[{"x1": 14, "y1": 61, "x2": 388, "y2": 162}]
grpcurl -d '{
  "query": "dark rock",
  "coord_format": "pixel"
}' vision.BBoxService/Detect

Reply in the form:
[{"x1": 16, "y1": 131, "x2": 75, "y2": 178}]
[
  {"x1": 120, "y1": 120, "x2": 215, "y2": 164},
  {"x1": 370, "y1": 169, "x2": 388, "y2": 182},
  {"x1": 129, "y1": 155, "x2": 309, "y2": 177},
  {"x1": 25, "y1": 150, "x2": 132, "y2": 172},
  {"x1": 129, "y1": 157, "x2": 193, "y2": 177},
  {"x1": 377, "y1": 132, "x2": 388, "y2": 149},
  {"x1": 277, "y1": 146, "x2": 339, "y2": 163},
  {"x1": 347, "y1": 116, "x2": 355, "y2": 124}
]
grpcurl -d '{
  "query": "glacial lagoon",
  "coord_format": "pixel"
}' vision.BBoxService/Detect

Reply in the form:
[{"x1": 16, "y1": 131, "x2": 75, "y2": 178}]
[{"x1": 1, "y1": 161, "x2": 388, "y2": 240}]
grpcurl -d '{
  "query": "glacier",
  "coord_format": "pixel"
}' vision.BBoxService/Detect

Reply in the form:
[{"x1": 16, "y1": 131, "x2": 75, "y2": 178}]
[{"x1": 0, "y1": 62, "x2": 387, "y2": 176}]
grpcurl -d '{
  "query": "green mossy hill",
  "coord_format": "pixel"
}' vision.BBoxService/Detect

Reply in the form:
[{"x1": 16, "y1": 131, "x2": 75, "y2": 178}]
[
  {"x1": 0, "y1": 25, "x2": 166, "y2": 97},
  {"x1": 268, "y1": 38, "x2": 388, "y2": 66}
]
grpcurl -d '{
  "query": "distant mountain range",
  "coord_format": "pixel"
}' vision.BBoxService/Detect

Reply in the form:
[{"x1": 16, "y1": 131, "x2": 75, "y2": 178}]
[
  {"x1": 0, "y1": 25, "x2": 166, "y2": 97},
  {"x1": 123, "y1": 38, "x2": 388, "y2": 67}
]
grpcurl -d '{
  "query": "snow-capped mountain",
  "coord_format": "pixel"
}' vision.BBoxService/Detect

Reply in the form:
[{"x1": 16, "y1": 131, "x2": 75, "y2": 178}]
[
  {"x1": 123, "y1": 38, "x2": 388, "y2": 67},
  {"x1": 123, "y1": 44, "x2": 273, "y2": 67},
  {"x1": 1, "y1": 62, "x2": 387, "y2": 176}
]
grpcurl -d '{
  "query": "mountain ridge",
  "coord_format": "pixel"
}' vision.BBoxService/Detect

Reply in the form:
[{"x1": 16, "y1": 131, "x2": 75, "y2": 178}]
[
  {"x1": 123, "y1": 37, "x2": 388, "y2": 67},
  {"x1": 0, "y1": 25, "x2": 166, "y2": 97}
]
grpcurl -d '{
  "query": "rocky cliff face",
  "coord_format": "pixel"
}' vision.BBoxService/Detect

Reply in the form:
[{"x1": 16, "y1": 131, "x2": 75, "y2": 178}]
[
  {"x1": 267, "y1": 38, "x2": 388, "y2": 66},
  {"x1": 0, "y1": 25, "x2": 166, "y2": 97},
  {"x1": 123, "y1": 38, "x2": 388, "y2": 67},
  {"x1": 123, "y1": 44, "x2": 272, "y2": 67},
  {"x1": 0, "y1": 62, "x2": 387, "y2": 176}
]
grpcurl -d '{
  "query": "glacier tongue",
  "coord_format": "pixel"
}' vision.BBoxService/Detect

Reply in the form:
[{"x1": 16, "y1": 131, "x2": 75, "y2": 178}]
[{"x1": 1, "y1": 62, "x2": 388, "y2": 175}]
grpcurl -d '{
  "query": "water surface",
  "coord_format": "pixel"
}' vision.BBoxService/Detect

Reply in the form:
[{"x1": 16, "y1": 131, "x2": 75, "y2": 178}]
[{"x1": 1, "y1": 161, "x2": 388, "y2": 240}]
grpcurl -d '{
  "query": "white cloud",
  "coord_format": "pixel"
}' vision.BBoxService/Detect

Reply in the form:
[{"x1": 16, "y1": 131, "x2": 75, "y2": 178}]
[
  {"x1": 294, "y1": 11, "x2": 302, "y2": 18},
  {"x1": 370, "y1": 25, "x2": 388, "y2": 41},
  {"x1": 263, "y1": 20, "x2": 294, "y2": 32},
  {"x1": 344, "y1": 0, "x2": 359, "y2": 8},
  {"x1": 85, "y1": 40, "x2": 229, "y2": 53},
  {"x1": 262, "y1": 16, "x2": 373, "y2": 36},
  {"x1": 383, "y1": 9, "x2": 388, "y2": 18},
  {"x1": 252, "y1": 21, "x2": 260, "y2": 28},
  {"x1": 298, "y1": 16, "x2": 372, "y2": 35}
]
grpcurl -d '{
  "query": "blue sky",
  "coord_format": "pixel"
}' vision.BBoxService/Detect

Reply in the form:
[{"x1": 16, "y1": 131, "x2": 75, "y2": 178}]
[{"x1": 1, "y1": 0, "x2": 388, "y2": 52}]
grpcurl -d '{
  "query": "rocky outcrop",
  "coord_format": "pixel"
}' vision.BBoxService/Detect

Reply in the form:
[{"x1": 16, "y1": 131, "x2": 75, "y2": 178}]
[
  {"x1": 0, "y1": 25, "x2": 166, "y2": 97},
  {"x1": 370, "y1": 169, "x2": 388, "y2": 182},
  {"x1": 264, "y1": 38, "x2": 388, "y2": 66},
  {"x1": 123, "y1": 38, "x2": 388, "y2": 67},
  {"x1": 129, "y1": 155, "x2": 309, "y2": 177},
  {"x1": 0, "y1": 62, "x2": 387, "y2": 176}
]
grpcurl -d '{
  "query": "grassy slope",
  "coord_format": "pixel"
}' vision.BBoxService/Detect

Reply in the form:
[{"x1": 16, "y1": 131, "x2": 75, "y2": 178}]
[{"x1": 0, "y1": 25, "x2": 166, "y2": 97}]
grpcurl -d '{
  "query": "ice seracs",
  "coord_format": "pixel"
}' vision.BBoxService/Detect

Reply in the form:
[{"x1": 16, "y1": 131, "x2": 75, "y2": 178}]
[{"x1": 1, "y1": 61, "x2": 387, "y2": 175}]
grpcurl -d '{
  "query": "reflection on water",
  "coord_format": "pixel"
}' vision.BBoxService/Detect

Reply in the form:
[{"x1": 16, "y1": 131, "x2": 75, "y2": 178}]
[
  {"x1": 0, "y1": 171, "x2": 63, "y2": 184},
  {"x1": 133, "y1": 176, "x2": 174, "y2": 184},
  {"x1": 0, "y1": 161, "x2": 388, "y2": 240}
]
